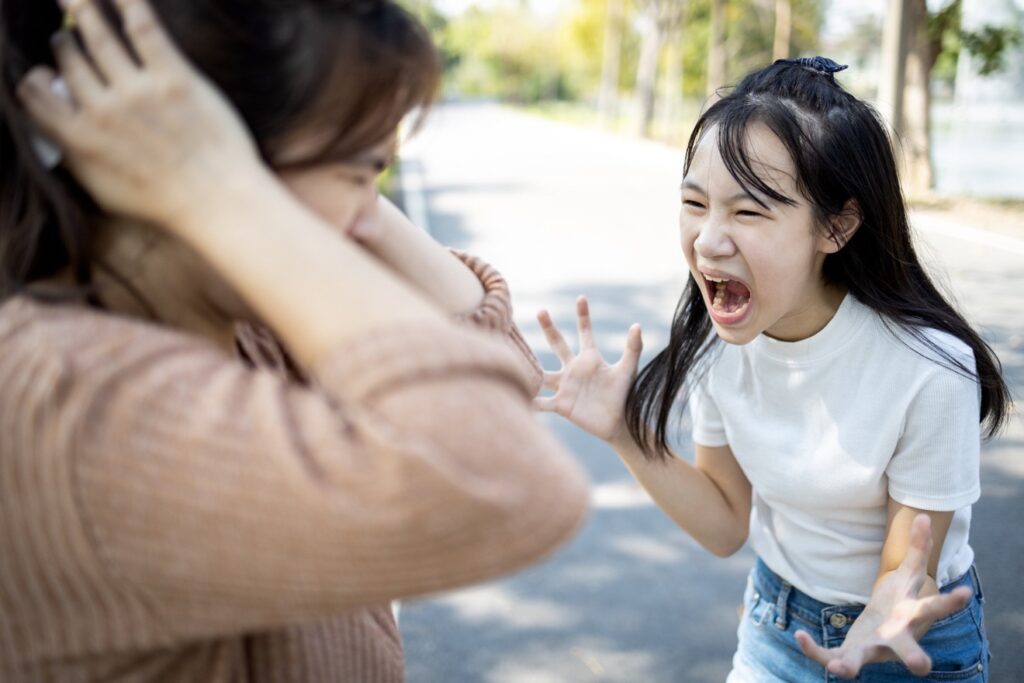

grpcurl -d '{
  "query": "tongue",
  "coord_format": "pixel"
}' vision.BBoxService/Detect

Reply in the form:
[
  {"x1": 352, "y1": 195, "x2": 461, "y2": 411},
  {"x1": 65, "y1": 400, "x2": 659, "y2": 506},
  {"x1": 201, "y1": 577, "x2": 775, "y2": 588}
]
[
  {"x1": 716, "y1": 280, "x2": 751, "y2": 314},
  {"x1": 725, "y1": 280, "x2": 750, "y2": 298}
]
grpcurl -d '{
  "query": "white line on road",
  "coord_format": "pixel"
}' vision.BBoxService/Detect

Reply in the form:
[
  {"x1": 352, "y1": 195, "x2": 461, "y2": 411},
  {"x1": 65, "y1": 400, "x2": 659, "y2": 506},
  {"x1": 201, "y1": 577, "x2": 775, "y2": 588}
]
[{"x1": 915, "y1": 213, "x2": 1024, "y2": 256}]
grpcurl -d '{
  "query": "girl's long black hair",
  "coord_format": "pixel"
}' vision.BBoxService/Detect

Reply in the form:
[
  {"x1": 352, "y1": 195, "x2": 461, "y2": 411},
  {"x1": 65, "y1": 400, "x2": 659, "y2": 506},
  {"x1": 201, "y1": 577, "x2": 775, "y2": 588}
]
[{"x1": 625, "y1": 59, "x2": 1011, "y2": 460}]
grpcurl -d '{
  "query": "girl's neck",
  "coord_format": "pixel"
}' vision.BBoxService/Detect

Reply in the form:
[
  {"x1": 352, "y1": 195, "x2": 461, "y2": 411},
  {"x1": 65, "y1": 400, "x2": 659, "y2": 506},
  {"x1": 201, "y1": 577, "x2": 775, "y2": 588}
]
[{"x1": 764, "y1": 281, "x2": 847, "y2": 342}]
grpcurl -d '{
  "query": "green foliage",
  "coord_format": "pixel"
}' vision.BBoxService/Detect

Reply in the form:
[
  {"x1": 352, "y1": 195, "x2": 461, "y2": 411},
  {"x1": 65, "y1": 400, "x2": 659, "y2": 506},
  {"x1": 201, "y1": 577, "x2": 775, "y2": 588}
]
[
  {"x1": 960, "y1": 24, "x2": 1022, "y2": 76},
  {"x1": 414, "y1": 0, "x2": 824, "y2": 104},
  {"x1": 426, "y1": 4, "x2": 587, "y2": 103},
  {"x1": 927, "y1": 0, "x2": 1021, "y2": 84}
]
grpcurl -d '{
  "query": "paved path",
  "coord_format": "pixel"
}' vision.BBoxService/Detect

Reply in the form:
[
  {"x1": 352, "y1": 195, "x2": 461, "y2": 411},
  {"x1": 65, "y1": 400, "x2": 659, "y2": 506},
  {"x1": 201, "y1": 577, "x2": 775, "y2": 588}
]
[{"x1": 397, "y1": 103, "x2": 1024, "y2": 682}]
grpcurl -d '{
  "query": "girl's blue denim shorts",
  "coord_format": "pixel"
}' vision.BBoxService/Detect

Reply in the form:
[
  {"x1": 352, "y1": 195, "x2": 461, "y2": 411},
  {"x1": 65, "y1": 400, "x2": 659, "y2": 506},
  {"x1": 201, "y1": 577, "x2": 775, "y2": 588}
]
[{"x1": 727, "y1": 558, "x2": 990, "y2": 683}]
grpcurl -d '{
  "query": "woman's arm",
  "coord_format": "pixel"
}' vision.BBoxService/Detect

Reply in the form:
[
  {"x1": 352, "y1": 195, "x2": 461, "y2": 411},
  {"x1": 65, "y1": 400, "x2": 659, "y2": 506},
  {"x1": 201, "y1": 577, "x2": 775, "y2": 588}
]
[
  {"x1": 12, "y1": 0, "x2": 589, "y2": 636},
  {"x1": 363, "y1": 196, "x2": 485, "y2": 316},
  {"x1": 13, "y1": 307, "x2": 586, "y2": 638},
  {"x1": 18, "y1": 0, "x2": 439, "y2": 368},
  {"x1": 364, "y1": 198, "x2": 544, "y2": 391}
]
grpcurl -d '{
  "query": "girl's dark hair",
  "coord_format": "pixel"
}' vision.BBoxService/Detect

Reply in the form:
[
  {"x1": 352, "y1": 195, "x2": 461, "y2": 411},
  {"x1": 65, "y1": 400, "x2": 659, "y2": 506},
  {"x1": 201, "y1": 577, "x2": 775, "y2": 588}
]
[
  {"x1": 625, "y1": 59, "x2": 1011, "y2": 459},
  {"x1": 0, "y1": 0, "x2": 440, "y2": 298}
]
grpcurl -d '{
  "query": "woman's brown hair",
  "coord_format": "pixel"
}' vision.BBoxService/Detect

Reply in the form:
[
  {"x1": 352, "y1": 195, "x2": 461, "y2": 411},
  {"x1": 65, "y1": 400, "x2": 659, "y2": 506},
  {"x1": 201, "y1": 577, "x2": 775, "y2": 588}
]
[{"x1": 0, "y1": 0, "x2": 440, "y2": 298}]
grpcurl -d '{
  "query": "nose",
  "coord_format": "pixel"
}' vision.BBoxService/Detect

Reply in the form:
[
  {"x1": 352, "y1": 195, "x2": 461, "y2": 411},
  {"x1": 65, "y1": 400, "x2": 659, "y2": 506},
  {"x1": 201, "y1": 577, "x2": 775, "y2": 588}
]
[
  {"x1": 348, "y1": 187, "x2": 383, "y2": 239},
  {"x1": 693, "y1": 214, "x2": 736, "y2": 260}
]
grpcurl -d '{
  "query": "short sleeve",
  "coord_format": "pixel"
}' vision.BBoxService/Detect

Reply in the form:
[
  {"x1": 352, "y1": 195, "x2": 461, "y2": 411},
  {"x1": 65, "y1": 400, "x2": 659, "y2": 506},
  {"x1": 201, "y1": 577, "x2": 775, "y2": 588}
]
[
  {"x1": 886, "y1": 361, "x2": 981, "y2": 510},
  {"x1": 689, "y1": 373, "x2": 728, "y2": 447}
]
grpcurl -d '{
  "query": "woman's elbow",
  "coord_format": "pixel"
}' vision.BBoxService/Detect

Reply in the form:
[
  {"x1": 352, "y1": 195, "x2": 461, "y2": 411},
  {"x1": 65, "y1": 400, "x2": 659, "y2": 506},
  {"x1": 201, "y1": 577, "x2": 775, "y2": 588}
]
[{"x1": 487, "y1": 428, "x2": 590, "y2": 567}]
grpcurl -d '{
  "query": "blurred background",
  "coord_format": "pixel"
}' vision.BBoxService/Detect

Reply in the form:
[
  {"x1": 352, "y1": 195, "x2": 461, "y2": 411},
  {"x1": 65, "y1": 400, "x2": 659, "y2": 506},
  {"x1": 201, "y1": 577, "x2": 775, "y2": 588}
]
[
  {"x1": 389, "y1": 1, "x2": 1024, "y2": 681},
  {"x1": 400, "y1": 0, "x2": 1024, "y2": 199}
]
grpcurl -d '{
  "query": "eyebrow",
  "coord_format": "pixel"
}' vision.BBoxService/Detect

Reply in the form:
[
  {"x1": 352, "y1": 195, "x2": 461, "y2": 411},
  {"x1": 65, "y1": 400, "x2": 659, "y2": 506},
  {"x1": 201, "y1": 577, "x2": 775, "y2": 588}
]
[{"x1": 680, "y1": 179, "x2": 771, "y2": 206}]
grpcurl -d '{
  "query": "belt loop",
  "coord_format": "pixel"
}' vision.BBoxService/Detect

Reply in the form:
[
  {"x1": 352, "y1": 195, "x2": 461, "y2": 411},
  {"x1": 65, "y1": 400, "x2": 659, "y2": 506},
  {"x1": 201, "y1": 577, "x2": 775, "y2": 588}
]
[
  {"x1": 774, "y1": 581, "x2": 792, "y2": 630},
  {"x1": 969, "y1": 564, "x2": 985, "y2": 603}
]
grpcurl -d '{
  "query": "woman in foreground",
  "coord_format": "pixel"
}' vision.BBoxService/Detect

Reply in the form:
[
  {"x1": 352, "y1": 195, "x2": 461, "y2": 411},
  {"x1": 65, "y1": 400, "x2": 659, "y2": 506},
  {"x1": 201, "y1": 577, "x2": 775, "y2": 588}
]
[{"x1": 0, "y1": 0, "x2": 588, "y2": 680}]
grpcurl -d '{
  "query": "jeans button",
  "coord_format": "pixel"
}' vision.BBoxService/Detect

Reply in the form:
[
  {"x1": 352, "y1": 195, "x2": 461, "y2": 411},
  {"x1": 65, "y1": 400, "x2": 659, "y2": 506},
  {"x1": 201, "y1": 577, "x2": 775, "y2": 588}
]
[
  {"x1": 829, "y1": 613, "x2": 848, "y2": 629},
  {"x1": 752, "y1": 591, "x2": 760, "y2": 602}
]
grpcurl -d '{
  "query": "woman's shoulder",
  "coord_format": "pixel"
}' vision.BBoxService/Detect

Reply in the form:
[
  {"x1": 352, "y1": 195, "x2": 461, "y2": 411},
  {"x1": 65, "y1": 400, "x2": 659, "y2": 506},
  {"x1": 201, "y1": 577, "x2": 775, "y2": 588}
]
[{"x1": 0, "y1": 294, "x2": 225, "y2": 384}]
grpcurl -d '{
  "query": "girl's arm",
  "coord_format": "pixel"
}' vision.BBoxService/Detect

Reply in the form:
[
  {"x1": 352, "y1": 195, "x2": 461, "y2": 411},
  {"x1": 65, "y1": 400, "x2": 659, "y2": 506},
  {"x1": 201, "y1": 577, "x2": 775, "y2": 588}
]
[
  {"x1": 537, "y1": 296, "x2": 752, "y2": 556},
  {"x1": 876, "y1": 500, "x2": 955, "y2": 596},
  {"x1": 611, "y1": 439, "x2": 751, "y2": 557},
  {"x1": 795, "y1": 509, "x2": 969, "y2": 679}
]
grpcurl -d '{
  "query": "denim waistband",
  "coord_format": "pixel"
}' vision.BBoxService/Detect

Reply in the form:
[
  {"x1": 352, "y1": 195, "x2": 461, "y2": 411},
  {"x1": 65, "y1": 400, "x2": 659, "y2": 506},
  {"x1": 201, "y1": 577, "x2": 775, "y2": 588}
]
[{"x1": 750, "y1": 557, "x2": 982, "y2": 636}]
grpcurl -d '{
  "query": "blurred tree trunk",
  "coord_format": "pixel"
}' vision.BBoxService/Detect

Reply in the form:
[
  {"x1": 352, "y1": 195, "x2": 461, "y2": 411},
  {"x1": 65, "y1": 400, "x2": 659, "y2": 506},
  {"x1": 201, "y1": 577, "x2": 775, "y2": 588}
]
[
  {"x1": 903, "y1": 0, "x2": 933, "y2": 194},
  {"x1": 879, "y1": 0, "x2": 910, "y2": 133},
  {"x1": 772, "y1": 0, "x2": 792, "y2": 61},
  {"x1": 657, "y1": 3, "x2": 686, "y2": 141},
  {"x1": 634, "y1": 7, "x2": 663, "y2": 136},
  {"x1": 598, "y1": 0, "x2": 625, "y2": 128},
  {"x1": 707, "y1": 0, "x2": 727, "y2": 98},
  {"x1": 635, "y1": 1, "x2": 685, "y2": 137},
  {"x1": 880, "y1": 0, "x2": 937, "y2": 195}
]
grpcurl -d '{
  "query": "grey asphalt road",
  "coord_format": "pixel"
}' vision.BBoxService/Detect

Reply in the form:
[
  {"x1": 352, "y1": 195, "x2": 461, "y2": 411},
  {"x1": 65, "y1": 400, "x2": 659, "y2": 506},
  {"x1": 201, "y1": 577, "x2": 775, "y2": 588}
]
[{"x1": 397, "y1": 103, "x2": 1024, "y2": 683}]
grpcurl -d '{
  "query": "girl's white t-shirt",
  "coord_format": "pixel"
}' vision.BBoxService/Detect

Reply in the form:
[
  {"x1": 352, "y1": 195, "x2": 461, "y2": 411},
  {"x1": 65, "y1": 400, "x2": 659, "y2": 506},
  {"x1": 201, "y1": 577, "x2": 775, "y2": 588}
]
[{"x1": 690, "y1": 294, "x2": 980, "y2": 605}]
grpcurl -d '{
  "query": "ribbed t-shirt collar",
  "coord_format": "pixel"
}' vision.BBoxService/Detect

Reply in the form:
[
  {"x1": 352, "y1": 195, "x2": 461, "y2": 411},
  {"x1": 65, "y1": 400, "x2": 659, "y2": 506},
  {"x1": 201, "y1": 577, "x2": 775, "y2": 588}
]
[{"x1": 752, "y1": 293, "x2": 870, "y2": 364}]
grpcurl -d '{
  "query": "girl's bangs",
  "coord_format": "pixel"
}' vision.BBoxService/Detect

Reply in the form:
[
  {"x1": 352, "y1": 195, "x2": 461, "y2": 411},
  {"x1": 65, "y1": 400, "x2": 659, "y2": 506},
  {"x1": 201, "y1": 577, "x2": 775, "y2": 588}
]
[{"x1": 685, "y1": 101, "x2": 801, "y2": 209}]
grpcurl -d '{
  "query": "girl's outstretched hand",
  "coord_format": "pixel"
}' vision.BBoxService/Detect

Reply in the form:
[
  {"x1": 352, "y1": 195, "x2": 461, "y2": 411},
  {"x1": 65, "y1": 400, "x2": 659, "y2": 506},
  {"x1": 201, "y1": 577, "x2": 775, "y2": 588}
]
[
  {"x1": 16, "y1": 0, "x2": 263, "y2": 232},
  {"x1": 794, "y1": 514, "x2": 973, "y2": 679},
  {"x1": 535, "y1": 296, "x2": 642, "y2": 444}
]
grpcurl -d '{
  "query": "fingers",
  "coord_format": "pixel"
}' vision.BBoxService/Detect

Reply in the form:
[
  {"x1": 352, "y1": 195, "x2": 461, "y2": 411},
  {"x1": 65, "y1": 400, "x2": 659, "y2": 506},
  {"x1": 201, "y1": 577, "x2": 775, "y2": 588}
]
[
  {"x1": 533, "y1": 396, "x2": 558, "y2": 413},
  {"x1": 618, "y1": 323, "x2": 643, "y2": 371},
  {"x1": 794, "y1": 630, "x2": 833, "y2": 669},
  {"x1": 111, "y1": 0, "x2": 184, "y2": 70},
  {"x1": 887, "y1": 632, "x2": 932, "y2": 677},
  {"x1": 17, "y1": 67, "x2": 76, "y2": 138},
  {"x1": 68, "y1": 0, "x2": 138, "y2": 81},
  {"x1": 50, "y1": 29, "x2": 105, "y2": 107},
  {"x1": 542, "y1": 371, "x2": 561, "y2": 392},
  {"x1": 537, "y1": 309, "x2": 574, "y2": 366},
  {"x1": 795, "y1": 631, "x2": 864, "y2": 680},
  {"x1": 917, "y1": 587, "x2": 972, "y2": 623},
  {"x1": 576, "y1": 296, "x2": 594, "y2": 349}
]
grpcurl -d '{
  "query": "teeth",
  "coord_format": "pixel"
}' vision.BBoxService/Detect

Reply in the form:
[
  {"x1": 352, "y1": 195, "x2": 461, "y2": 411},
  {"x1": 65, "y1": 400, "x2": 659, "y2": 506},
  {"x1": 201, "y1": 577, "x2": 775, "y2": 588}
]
[
  {"x1": 706, "y1": 276, "x2": 728, "y2": 283},
  {"x1": 712, "y1": 280, "x2": 725, "y2": 310}
]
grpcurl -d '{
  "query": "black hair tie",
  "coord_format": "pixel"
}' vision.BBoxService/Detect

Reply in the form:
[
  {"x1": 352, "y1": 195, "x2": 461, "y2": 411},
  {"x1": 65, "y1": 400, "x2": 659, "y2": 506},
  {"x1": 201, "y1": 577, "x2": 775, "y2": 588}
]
[{"x1": 774, "y1": 56, "x2": 848, "y2": 79}]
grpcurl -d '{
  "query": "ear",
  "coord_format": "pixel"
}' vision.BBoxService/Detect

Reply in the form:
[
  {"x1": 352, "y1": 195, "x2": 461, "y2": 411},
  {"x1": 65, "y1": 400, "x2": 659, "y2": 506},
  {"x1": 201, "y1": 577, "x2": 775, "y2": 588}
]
[{"x1": 818, "y1": 199, "x2": 862, "y2": 254}]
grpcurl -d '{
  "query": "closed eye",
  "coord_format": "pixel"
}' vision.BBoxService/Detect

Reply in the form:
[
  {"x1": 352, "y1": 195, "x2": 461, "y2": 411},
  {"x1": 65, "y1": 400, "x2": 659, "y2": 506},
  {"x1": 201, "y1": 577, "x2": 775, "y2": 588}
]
[
  {"x1": 333, "y1": 168, "x2": 377, "y2": 187},
  {"x1": 683, "y1": 199, "x2": 706, "y2": 209}
]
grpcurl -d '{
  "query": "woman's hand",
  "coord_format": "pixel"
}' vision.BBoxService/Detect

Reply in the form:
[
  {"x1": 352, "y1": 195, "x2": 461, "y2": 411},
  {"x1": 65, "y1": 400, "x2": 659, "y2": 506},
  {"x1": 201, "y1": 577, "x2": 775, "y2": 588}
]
[
  {"x1": 535, "y1": 296, "x2": 643, "y2": 444},
  {"x1": 794, "y1": 514, "x2": 973, "y2": 679},
  {"x1": 16, "y1": 0, "x2": 265, "y2": 233}
]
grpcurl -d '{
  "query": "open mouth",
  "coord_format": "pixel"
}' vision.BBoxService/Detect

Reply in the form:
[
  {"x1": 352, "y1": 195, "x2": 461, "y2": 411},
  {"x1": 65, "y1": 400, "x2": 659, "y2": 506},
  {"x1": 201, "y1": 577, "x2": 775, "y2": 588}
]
[{"x1": 703, "y1": 274, "x2": 752, "y2": 322}]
